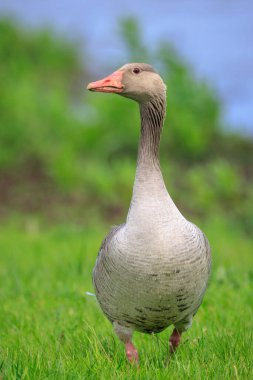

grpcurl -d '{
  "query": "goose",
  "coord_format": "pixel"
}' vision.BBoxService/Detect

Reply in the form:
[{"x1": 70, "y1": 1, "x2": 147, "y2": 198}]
[{"x1": 87, "y1": 63, "x2": 211, "y2": 364}]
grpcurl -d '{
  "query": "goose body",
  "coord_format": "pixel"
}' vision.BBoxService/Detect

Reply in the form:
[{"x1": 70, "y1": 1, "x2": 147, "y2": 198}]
[{"x1": 87, "y1": 63, "x2": 211, "y2": 362}]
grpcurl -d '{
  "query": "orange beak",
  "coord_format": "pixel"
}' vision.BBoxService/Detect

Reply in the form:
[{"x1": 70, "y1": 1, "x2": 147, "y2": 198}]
[{"x1": 87, "y1": 70, "x2": 124, "y2": 93}]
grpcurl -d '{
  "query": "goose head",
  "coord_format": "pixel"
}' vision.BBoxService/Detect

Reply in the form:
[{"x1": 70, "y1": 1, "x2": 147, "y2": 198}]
[{"x1": 87, "y1": 63, "x2": 166, "y2": 104}]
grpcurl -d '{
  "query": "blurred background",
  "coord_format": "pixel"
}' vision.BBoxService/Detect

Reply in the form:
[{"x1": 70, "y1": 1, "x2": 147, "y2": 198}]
[
  {"x1": 1, "y1": 3, "x2": 253, "y2": 377},
  {"x1": 0, "y1": 0, "x2": 252, "y2": 233}
]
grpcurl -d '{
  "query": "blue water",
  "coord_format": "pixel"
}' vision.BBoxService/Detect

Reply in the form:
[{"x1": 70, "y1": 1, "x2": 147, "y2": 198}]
[{"x1": 1, "y1": 0, "x2": 252, "y2": 134}]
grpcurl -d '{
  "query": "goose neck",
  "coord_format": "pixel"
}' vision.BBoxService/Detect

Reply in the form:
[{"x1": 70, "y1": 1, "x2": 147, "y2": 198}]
[{"x1": 137, "y1": 97, "x2": 166, "y2": 168}]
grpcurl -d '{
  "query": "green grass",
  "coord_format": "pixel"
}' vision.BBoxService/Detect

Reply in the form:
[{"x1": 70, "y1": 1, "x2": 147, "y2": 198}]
[{"x1": 0, "y1": 217, "x2": 253, "y2": 379}]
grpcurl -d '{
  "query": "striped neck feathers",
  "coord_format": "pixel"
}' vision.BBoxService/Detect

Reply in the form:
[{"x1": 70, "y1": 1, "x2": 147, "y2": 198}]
[{"x1": 138, "y1": 95, "x2": 166, "y2": 166}]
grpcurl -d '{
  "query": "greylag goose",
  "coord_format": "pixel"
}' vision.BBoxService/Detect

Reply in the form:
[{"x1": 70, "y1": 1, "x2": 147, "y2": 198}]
[{"x1": 87, "y1": 63, "x2": 211, "y2": 364}]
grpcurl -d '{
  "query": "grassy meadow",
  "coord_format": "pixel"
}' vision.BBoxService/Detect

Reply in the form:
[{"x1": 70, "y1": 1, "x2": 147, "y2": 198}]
[
  {"x1": 0, "y1": 18, "x2": 253, "y2": 379},
  {"x1": 0, "y1": 217, "x2": 252, "y2": 379}
]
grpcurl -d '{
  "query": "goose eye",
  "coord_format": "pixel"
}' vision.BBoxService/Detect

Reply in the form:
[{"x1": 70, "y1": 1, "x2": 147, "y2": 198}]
[{"x1": 133, "y1": 68, "x2": 141, "y2": 74}]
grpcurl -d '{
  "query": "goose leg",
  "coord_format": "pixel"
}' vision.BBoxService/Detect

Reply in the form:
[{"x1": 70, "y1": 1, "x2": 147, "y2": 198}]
[
  {"x1": 169, "y1": 328, "x2": 182, "y2": 353},
  {"x1": 125, "y1": 341, "x2": 139, "y2": 364},
  {"x1": 170, "y1": 315, "x2": 193, "y2": 353},
  {"x1": 113, "y1": 321, "x2": 139, "y2": 364}
]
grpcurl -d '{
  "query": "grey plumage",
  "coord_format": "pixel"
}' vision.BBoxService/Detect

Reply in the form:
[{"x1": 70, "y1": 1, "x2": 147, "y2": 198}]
[{"x1": 90, "y1": 63, "x2": 211, "y2": 352}]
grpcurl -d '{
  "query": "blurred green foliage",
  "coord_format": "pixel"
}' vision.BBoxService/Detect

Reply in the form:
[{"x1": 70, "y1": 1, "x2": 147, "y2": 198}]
[{"x1": 0, "y1": 17, "x2": 252, "y2": 232}]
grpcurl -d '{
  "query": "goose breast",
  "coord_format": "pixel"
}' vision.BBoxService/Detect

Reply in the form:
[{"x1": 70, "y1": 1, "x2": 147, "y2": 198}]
[{"x1": 93, "y1": 221, "x2": 211, "y2": 333}]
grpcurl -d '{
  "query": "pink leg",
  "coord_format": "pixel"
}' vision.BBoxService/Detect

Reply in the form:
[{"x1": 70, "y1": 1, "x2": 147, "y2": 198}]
[
  {"x1": 125, "y1": 341, "x2": 139, "y2": 364},
  {"x1": 113, "y1": 322, "x2": 139, "y2": 365},
  {"x1": 169, "y1": 328, "x2": 182, "y2": 353}
]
